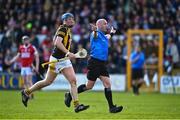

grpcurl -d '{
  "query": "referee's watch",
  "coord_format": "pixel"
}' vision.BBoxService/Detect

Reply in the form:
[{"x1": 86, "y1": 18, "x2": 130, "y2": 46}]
[{"x1": 110, "y1": 32, "x2": 114, "y2": 37}]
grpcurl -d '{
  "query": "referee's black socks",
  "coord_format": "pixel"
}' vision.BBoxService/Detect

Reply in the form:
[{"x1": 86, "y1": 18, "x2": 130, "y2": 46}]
[
  {"x1": 67, "y1": 84, "x2": 87, "y2": 99},
  {"x1": 104, "y1": 88, "x2": 114, "y2": 108},
  {"x1": 78, "y1": 84, "x2": 87, "y2": 93}
]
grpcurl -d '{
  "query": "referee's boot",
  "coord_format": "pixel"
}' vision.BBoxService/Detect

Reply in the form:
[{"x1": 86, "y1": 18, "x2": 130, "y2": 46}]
[
  {"x1": 74, "y1": 104, "x2": 90, "y2": 113},
  {"x1": 109, "y1": 105, "x2": 123, "y2": 113},
  {"x1": 21, "y1": 90, "x2": 29, "y2": 107},
  {"x1": 64, "y1": 92, "x2": 72, "y2": 107}
]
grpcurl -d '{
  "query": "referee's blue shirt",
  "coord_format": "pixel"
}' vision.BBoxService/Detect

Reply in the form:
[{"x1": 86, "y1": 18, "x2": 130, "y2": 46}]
[
  {"x1": 90, "y1": 30, "x2": 108, "y2": 61},
  {"x1": 130, "y1": 51, "x2": 145, "y2": 69}
]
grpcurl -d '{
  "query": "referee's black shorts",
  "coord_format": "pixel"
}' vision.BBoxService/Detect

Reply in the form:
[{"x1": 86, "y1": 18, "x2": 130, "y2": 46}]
[
  {"x1": 132, "y1": 68, "x2": 144, "y2": 80},
  {"x1": 87, "y1": 57, "x2": 109, "y2": 81}
]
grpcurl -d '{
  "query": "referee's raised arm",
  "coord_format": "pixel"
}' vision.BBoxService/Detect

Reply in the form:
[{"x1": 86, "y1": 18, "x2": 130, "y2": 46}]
[{"x1": 90, "y1": 23, "x2": 98, "y2": 38}]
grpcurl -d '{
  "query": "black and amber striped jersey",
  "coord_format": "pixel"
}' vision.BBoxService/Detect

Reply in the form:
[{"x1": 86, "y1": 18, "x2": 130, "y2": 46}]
[{"x1": 52, "y1": 24, "x2": 72, "y2": 59}]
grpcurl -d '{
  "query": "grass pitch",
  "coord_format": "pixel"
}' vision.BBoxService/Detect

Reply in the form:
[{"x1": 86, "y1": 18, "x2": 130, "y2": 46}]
[{"x1": 0, "y1": 90, "x2": 180, "y2": 119}]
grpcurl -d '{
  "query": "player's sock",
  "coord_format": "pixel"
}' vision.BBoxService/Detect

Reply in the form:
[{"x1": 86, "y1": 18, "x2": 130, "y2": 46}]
[
  {"x1": 137, "y1": 83, "x2": 142, "y2": 88},
  {"x1": 78, "y1": 84, "x2": 87, "y2": 93},
  {"x1": 104, "y1": 88, "x2": 114, "y2": 108},
  {"x1": 73, "y1": 100, "x2": 79, "y2": 108},
  {"x1": 24, "y1": 88, "x2": 31, "y2": 96},
  {"x1": 132, "y1": 85, "x2": 136, "y2": 94},
  {"x1": 64, "y1": 84, "x2": 87, "y2": 108},
  {"x1": 67, "y1": 84, "x2": 86, "y2": 100},
  {"x1": 135, "y1": 86, "x2": 139, "y2": 95},
  {"x1": 136, "y1": 83, "x2": 142, "y2": 94}
]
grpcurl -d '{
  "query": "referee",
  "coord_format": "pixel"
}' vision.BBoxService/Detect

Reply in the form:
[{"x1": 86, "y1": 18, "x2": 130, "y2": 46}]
[{"x1": 65, "y1": 19, "x2": 123, "y2": 113}]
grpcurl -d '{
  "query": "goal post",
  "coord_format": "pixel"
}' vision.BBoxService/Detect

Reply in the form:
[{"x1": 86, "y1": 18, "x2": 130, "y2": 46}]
[{"x1": 126, "y1": 29, "x2": 163, "y2": 91}]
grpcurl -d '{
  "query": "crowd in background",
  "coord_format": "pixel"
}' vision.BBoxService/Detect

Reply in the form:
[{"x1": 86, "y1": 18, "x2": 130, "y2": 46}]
[{"x1": 0, "y1": 0, "x2": 179, "y2": 74}]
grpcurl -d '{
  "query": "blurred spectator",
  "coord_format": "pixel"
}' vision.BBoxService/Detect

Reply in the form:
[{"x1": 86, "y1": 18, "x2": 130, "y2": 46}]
[
  {"x1": 31, "y1": 33, "x2": 40, "y2": 50},
  {"x1": 42, "y1": 48, "x2": 51, "y2": 63},
  {"x1": 4, "y1": 49, "x2": 13, "y2": 72},
  {"x1": 0, "y1": 52, "x2": 3, "y2": 72},
  {"x1": 40, "y1": 35, "x2": 52, "y2": 62},
  {"x1": 165, "y1": 37, "x2": 179, "y2": 68},
  {"x1": 41, "y1": 35, "x2": 52, "y2": 49},
  {"x1": 0, "y1": 0, "x2": 179, "y2": 74},
  {"x1": 146, "y1": 53, "x2": 158, "y2": 65},
  {"x1": 0, "y1": 31, "x2": 12, "y2": 52},
  {"x1": 122, "y1": 40, "x2": 127, "y2": 73}
]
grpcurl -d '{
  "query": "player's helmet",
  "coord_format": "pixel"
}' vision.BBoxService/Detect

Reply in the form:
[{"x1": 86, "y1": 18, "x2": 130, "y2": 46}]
[
  {"x1": 22, "y1": 35, "x2": 29, "y2": 41},
  {"x1": 61, "y1": 13, "x2": 74, "y2": 21}
]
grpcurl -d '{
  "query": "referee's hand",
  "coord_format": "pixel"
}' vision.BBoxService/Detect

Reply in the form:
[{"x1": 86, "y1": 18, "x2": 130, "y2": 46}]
[
  {"x1": 110, "y1": 27, "x2": 116, "y2": 34},
  {"x1": 90, "y1": 23, "x2": 97, "y2": 31}
]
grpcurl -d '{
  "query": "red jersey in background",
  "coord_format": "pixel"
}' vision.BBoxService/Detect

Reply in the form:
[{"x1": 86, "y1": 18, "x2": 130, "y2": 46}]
[{"x1": 18, "y1": 44, "x2": 36, "y2": 67}]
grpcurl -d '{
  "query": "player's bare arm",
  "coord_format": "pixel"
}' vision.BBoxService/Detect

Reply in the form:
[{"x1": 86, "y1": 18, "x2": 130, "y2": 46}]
[{"x1": 9, "y1": 53, "x2": 20, "y2": 65}]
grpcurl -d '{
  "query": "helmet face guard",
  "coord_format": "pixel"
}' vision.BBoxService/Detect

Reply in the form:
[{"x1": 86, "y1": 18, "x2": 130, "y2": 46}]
[
  {"x1": 61, "y1": 13, "x2": 74, "y2": 21},
  {"x1": 22, "y1": 35, "x2": 29, "y2": 41},
  {"x1": 22, "y1": 35, "x2": 30, "y2": 46}
]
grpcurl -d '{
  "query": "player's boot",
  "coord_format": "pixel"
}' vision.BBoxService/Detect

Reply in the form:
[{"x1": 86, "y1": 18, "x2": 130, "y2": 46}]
[
  {"x1": 21, "y1": 90, "x2": 29, "y2": 107},
  {"x1": 109, "y1": 105, "x2": 123, "y2": 113},
  {"x1": 74, "y1": 104, "x2": 90, "y2": 113},
  {"x1": 64, "y1": 92, "x2": 72, "y2": 107}
]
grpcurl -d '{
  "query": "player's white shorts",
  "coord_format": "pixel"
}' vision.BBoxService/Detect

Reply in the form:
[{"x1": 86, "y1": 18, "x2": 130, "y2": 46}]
[
  {"x1": 49, "y1": 56, "x2": 72, "y2": 73},
  {"x1": 21, "y1": 67, "x2": 33, "y2": 76}
]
